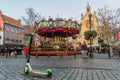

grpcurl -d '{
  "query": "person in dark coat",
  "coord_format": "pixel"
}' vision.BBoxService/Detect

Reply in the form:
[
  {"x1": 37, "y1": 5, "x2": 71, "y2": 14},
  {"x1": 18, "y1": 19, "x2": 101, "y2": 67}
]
[
  {"x1": 96, "y1": 47, "x2": 100, "y2": 53},
  {"x1": 14, "y1": 47, "x2": 18, "y2": 58},
  {"x1": 4, "y1": 47, "x2": 8, "y2": 58},
  {"x1": 8, "y1": 48, "x2": 12, "y2": 56},
  {"x1": 81, "y1": 41, "x2": 88, "y2": 58}
]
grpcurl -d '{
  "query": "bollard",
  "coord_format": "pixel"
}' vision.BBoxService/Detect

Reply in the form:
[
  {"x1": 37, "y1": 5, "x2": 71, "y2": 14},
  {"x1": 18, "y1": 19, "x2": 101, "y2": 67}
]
[
  {"x1": 74, "y1": 52, "x2": 77, "y2": 58},
  {"x1": 60, "y1": 53, "x2": 63, "y2": 58},
  {"x1": 108, "y1": 47, "x2": 111, "y2": 58},
  {"x1": 36, "y1": 53, "x2": 39, "y2": 58},
  {"x1": 118, "y1": 51, "x2": 120, "y2": 57},
  {"x1": 108, "y1": 51, "x2": 111, "y2": 58},
  {"x1": 47, "y1": 54, "x2": 50, "y2": 58}
]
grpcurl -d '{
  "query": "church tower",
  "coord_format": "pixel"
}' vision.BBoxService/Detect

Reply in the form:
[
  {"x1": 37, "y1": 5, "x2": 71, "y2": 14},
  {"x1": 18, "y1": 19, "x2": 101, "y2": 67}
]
[
  {"x1": 76, "y1": 3, "x2": 100, "y2": 44},
  {"x1": 86, "y1": 3, "x2": 91, "y2": 13}
]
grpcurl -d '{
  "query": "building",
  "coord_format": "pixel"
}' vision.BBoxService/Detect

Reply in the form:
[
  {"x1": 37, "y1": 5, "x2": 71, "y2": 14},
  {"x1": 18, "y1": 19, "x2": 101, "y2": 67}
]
[
  {"x1": 0, "y1": 10, "x2": 24, "y2": 49},
  {"x1": 23, "y1": 24, "x2": 42, "y2": 48},
  {"x1": 76, "y1": 3, "x2": 102, "y2": 44}
]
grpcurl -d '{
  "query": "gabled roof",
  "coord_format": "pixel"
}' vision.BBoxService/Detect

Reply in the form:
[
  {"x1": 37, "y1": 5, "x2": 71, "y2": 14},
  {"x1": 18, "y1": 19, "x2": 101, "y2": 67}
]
[{"x1": 2, "y1": 15, "x2": 22, "y2": 27}]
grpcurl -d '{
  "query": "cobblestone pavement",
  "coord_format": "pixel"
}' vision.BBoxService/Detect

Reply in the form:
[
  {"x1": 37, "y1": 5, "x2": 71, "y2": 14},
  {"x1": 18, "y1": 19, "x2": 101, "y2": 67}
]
[{"x1": 0, "y1": 54, "x2": 120, "y2": 80}]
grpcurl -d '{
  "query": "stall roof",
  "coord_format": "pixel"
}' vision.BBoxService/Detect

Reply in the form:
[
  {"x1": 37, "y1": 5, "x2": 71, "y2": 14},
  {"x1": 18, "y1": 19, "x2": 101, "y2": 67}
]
[{"x1": 87, "y1": 44, "x2": 99, "y2": 47}]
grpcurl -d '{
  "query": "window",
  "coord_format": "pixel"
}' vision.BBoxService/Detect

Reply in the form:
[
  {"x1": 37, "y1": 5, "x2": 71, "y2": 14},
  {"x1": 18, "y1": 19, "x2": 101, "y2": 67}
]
[
  {"x1": 86, "y1": 23, "x2": 94, "y2": 29},
  {"x1": 11, "y1": 28, "x2": 14, "y2": 32},
  {"x1": 5, "y1": 24, "x2": 10, "y2": 31}
]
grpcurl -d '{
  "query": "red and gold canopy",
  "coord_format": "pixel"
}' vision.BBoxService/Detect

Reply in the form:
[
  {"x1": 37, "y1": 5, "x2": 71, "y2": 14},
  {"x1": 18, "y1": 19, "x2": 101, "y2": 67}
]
[{"x1": 35, "y1": 18, "x2": 80, "y2": 38}]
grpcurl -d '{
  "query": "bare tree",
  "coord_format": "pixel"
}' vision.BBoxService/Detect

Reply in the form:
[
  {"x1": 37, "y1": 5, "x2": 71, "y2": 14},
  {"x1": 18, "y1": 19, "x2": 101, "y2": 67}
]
[
  {"x1": 97, "y1": 6, "x2": 112, "y2": 26},
  {"x1": 97, "y1": 7, "x2": 120, "y2": 44},
  {"x1": 22, "y1": 8, "x2": 43, "y2": 27},
  {"x1": 22, "y1": 8, "x2": 44, "y2": 57},
  {"x1": 110, "y1": 8, "x2": 120, "y2": 37},
  {"x1": 97, "y1": 7, "x2": 120, "y2": 58}
]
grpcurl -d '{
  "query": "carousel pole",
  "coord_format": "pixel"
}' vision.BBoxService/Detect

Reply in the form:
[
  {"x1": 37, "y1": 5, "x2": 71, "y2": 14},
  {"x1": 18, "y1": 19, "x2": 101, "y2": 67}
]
[
  {"x1": 45, "y1": 36, "x2": 47, "y2": 56},
  {"x1": 52, "y1": 29, "x2": 55, "y2": 56},
  {"x1": 66, "y1": 31, "x2": 68, "y2": 55},
  {"x1": 66, "y1": 21, "x2": 69, "y2": 56}
]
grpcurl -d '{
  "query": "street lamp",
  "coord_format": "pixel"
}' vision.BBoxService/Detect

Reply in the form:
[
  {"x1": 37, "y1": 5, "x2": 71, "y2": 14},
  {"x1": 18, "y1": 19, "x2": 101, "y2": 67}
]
[{"x1": 88, "y1": 13, "x2": 94, "y2": 58}]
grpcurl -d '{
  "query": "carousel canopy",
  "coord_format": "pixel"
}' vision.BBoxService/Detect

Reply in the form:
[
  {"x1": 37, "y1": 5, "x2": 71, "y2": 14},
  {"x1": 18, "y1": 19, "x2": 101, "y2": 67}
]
[{"x1": 35, "y1": 18, "x2": 80, "y2": 38}]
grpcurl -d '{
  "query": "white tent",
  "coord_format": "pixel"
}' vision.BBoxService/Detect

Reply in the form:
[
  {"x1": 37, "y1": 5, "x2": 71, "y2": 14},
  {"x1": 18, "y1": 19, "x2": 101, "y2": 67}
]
[
  {"x1": 115, "y1": 41, "x2": 120, "y2": 48},
  {"x1": 87, "y1": 44, "x2": 99, "y2": 47}
]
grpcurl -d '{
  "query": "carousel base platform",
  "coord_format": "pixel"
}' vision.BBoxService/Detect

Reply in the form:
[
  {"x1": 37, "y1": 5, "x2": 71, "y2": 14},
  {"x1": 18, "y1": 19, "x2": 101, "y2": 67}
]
[{"x1": 31, "y1": 51, "x2": 81, "y2": 56}]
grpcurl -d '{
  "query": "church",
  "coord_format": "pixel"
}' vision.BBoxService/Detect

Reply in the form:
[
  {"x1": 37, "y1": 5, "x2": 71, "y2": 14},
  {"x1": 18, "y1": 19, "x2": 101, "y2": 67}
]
[
  {"x1": 76, "y1": 3, "x2": 102, "y2": 45},
  {"x1": 0, "y1": 10, "x2": 24, "y2": 49}
]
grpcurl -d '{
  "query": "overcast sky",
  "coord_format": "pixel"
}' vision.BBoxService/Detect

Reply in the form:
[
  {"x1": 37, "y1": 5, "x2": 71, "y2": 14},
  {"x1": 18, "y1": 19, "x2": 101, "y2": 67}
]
[{"x1": 0, "y1": 0, "x2": 120, "y2": 24}]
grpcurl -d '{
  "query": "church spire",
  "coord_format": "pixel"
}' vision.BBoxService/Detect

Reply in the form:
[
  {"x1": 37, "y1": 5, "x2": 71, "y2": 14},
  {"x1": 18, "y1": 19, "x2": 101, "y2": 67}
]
[{"x1": 86, "y1": 3, "x2": 91, "y2": 13}]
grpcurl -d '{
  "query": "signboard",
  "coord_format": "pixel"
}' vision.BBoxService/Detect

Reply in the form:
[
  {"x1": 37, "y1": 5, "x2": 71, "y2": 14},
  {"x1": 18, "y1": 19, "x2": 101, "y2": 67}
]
[
  {"x1": 0, "y1": 15, "x2": 4, "y2": 31},
  {"x1": 116, "y1": 32, "x2": 120, "y2": 41},
  {"x1": 0, "y1": 31, "x2": 3, "y2": 45},
  {"x1": 0, "y1": 14, "x2": 4, "y2": 45}
]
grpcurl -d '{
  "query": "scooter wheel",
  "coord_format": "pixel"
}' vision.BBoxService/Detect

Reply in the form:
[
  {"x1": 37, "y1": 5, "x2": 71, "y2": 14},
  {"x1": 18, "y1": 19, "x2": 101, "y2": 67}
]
[
  {"x1": 45, "y1": 69, "x2": 52, "y2": 78},
  {"x1": 24, "y1": 68, "x2": 29, "y2": 74},
  {"x1": 47, "y1": 72, "x2": 52, "y2": 78}
]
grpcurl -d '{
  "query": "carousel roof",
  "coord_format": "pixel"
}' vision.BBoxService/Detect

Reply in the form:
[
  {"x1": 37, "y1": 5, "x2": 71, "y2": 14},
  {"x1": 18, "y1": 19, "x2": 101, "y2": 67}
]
[
  {"x1": 35, "y1": 18, "x2": 80, "y2": 38},
  {"x1": 37, "y1": 27, "x2": 79, "y2": 37},
  {"x1": 48, "y1": 17, "x2": 53, "y2": 22}
]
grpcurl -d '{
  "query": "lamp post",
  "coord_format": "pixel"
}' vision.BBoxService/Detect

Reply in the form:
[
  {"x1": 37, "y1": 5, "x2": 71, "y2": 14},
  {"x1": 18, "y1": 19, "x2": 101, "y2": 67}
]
[
  {"x1": 107, "y1": 29, "x2": 111, "y2": 58},
  {"x1": 88, "y1": 13, "x2": 94, "y2": 58}
]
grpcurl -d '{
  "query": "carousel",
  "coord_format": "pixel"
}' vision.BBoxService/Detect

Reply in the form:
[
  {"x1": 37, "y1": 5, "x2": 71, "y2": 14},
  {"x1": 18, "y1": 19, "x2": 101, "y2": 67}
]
[{"x1": 32, "y1": 17, "x2": 80, "y2": 56}]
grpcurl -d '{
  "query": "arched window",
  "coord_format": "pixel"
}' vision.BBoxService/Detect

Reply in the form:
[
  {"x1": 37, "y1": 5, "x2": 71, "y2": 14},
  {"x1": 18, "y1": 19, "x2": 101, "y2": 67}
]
[{"x1": 86, "y1": 22, "x2": 94, "y2": 29}]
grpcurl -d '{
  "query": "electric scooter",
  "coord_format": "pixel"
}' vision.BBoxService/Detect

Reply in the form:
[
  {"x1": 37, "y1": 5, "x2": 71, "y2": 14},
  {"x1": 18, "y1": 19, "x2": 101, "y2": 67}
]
[{"x1": 24, "y1": 34, "x2": 52, "y2": 78}]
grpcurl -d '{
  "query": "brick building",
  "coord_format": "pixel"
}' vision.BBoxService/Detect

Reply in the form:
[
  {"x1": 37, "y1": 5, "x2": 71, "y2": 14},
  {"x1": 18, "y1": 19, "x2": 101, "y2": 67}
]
[{"x1": 0, "y1": 10, "x2": 24, "y2": 49}]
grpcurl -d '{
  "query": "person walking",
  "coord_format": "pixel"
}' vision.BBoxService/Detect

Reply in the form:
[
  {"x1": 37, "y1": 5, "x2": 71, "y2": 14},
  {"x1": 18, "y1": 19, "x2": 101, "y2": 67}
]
[
  {"x1": 14, "y1": 47, "x2": 17, "y2": 58},
  {"x1": 4, "y1": 47, "x2": 8, "y2": 58},
  {"x1": 81, "y1": 41, "x2": 88, "y2": 58},
  {"x1": 96, "y1": 47, "x2": 100, "y2": 53}
]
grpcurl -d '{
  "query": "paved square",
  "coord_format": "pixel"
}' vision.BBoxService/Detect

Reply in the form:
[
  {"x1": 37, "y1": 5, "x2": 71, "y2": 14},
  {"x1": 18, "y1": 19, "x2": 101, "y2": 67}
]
[{"x1": 0, "y1": 55, "x2": 120, "y2": 80}]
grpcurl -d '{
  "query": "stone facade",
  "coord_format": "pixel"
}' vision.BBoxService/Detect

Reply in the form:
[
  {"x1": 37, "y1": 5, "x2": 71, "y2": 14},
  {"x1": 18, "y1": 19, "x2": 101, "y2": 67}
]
[
  {"x1": 0, "y1": 10, "x2": 24, "y2": 49},
  {"x1": 76, "y1": 3, "x2": 102, "y2": 44}
]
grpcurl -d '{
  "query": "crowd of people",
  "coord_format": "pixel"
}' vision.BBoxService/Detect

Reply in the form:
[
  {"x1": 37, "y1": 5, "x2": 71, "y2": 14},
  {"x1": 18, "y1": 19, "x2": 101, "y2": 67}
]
[
  {"x1": 68, "y1": 41, "x2": 89, "y2": 58},
  {"x1": 67, "y1": 41, "x2": 118, "y2": 58},
  {"x1": 0, "y1": 42, "x2": 118, "y2": 58},
  {"x1": 0, "y1": 47, "x2": 23, "y2": 58}
]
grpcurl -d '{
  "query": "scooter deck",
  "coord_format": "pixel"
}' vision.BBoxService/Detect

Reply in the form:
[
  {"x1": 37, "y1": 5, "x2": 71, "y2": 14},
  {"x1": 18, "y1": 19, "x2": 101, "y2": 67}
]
[{"x1": 32, "y1": 70, "x2": 47, "y2": 75}]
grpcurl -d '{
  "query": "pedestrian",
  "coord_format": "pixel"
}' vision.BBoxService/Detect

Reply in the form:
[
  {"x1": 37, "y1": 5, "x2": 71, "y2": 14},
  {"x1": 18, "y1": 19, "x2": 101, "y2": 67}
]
[
  {"x1": 111, "y1": 47, "x2": 116, "y2": 57},
  {"x1": 14, "y1": 47, "x2": 18, "y2": 58},
  {"x1": 96, "y1": 47, "x2": 100, "y2": 53},
  {"x1": 8, "y1": 48, "x2": 11, "y2": 56},
  {"x1": 78, "y1": 42, "x2": 82, "y2": 54},
  {"x1": 81, "y1": 41, "x2": 88, "y2": 58},
  {"x1": 4, "y1": 47, "x2": 8, "y2": 58},
  {"x1": 86, "y1": 47, "x2": 89, "y2": 56}
]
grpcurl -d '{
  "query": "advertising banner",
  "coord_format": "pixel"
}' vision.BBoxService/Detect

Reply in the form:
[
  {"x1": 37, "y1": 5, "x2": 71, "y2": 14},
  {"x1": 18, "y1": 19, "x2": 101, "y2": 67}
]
[
  {"x1": 0, "y1": 31, "x2": 3, "y2": 45},
  {"x1": 116, "y1": 32, "x2": 120, "y2": 41}
]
